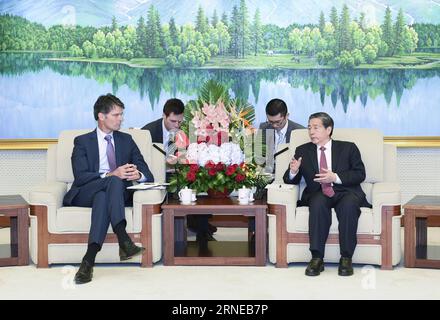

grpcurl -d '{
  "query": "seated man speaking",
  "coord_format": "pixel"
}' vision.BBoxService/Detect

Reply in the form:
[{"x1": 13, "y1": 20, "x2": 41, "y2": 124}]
[
  {"x1": 283, "y1": 112, "x2": 371, "y2": 277},
  {"x1": 63, "y1": 94, "x2": 154, "y2": 284}
]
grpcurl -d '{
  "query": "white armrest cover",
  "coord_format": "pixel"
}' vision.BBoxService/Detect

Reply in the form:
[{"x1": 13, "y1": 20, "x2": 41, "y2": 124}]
[
  {"x1": 29, "y1": 182, "x2": 67, "y2": 233},
  {"x1": 372, "y1": 182, "x2": 401, "y2": 233},
  {"x1": 267, "y1": 184, "x2": 299, "y2": 233}
]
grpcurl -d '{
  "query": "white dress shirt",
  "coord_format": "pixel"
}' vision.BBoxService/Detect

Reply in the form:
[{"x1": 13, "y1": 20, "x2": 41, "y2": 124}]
[
  {"x1": 276, "y1": 121, "x2": 288, "y2": 146},
  {"x1": 289, "y1": 139, "x2": 342, "y2": 184},
  {"x1": 162, "y1": 120, "x2": 169, "y2": 146},
  {"x1": 97, "y1": 127, "x2": 113, "y2": 177}
]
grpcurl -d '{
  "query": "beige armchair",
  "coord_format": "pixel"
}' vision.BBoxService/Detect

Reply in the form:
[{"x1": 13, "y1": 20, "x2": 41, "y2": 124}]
[
  {"x1": 28, "y1": 129, "x2": 166, "y2": 268},
  {"x1": 267, "y1": 129, "x2": 401, "y2": 269}
]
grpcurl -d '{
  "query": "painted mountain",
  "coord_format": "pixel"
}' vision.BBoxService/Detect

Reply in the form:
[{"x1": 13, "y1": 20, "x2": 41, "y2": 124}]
[{"x1": 1, "y1": 0, "x2": 440, "y2": 27}]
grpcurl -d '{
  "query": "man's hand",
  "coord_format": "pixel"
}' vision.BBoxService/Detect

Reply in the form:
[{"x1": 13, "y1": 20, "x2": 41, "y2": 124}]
[
  {"x1": 289, "y1": 157, "x2": 302, "y2": 175},
  {"x1": 314, "y1": 168, "x2": 336, "y2": 184},
  {"x1": 108, "y1": 164, "x2": 141, "y2": 181},
  {"x1": 125, "y1": 164, "x2": 142, "y2": 181}
]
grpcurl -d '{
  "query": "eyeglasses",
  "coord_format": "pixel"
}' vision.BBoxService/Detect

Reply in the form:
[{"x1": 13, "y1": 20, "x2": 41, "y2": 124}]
[{"x1": 267, "y1": 116, "x2": 286, "y2": 127}]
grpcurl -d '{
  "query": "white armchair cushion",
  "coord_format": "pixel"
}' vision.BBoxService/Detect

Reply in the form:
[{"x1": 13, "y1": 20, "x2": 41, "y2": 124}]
[
  {"x1": 56, "y1": 207, "x2": 134, "y2": 233},
  {"x1": 295, "y1": 207, "x2": 374, "y2": 234}
]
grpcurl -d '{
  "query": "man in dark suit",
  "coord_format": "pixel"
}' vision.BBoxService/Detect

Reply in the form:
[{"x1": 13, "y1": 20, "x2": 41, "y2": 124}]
[
  {"x1": 258, "y1": 98, "x2": 305, "y2": 173},
  {"x1": 141, "y1": 98, "x2": 185, "y2": 145},
  {"x1": 283, "y1": 112, "x2": 370, "y2": 277},
  {"x1": 64, "y1": 94, "x2": 154, "y2": 284},
  {"x1": 141, "y1": 99, "x2": 216, "y2": 241}
]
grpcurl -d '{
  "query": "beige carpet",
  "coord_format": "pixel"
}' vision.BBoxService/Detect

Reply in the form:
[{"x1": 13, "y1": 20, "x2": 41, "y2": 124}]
[{"x1": 1, "y1": 227, "x2": 440, "y2": 300}]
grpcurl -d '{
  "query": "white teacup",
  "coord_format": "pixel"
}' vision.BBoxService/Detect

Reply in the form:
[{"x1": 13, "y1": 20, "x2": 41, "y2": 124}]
[
  {"x1": 178, "y1": 187, "x2": 193, "y2": 204},
  {"x1": 238, "y1": 187, "x2": 252, "y2": 204}
]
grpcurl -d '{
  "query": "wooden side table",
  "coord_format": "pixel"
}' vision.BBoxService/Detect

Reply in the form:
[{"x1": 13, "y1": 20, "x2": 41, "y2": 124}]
[
  {"x1": 403, "y1": 195, "x2": 440, "y2": 268},
  {"x1": 0, "y1": 195, "x2": 29, "y2": 267},
  {"x1": 162, "y1": 197, "x2": 267, "y2": 266}
]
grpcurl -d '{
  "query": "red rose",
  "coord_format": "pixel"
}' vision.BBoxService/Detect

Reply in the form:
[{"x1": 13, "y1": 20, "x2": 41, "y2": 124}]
[
  {"x1": 190, "y1": 164, "x2": 199, "y2": 172},
  {"x1": 235, "y1": 174, "x2": 245, "y2": 182},
  {"x1": 205, "y1": 161, "x2": 216, "y2": 169},
  {"x1": 216, "y1": 163, "x2": 224, "y2": 171},
  {"x1": 225, "y1": 165, "x2": 236, "y2": 176},
  {"x1": 187, "y1": 171, "x2": 196, "y2": 182},
  {"x1": 208, "y1": 169, "x2": 217, "y2": 176}
]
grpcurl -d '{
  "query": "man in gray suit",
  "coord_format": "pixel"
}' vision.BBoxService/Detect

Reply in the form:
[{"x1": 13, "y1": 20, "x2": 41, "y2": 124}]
[{"x1": 259, "y1": 98, "x2": 305, "y2": 172}]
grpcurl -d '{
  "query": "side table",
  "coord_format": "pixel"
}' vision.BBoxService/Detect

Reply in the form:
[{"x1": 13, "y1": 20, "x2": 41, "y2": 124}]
[
  {"x1": 403, "y1": 195, "x2": 440, "y2": 268},
  {"x1": 0, "y1": 195, "x2": 29, "y2": 267}
]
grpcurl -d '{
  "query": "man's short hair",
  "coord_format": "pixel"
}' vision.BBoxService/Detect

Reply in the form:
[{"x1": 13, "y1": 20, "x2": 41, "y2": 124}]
[
  {"x1": 93, "y1": 94, "x2": 124, "y2": 120},
  {"x1": 265, "y1": 98, "x2": 288, "y2": 117},
  {"x1": 163, "y1": 98, "x2": 185, "y2": 117},
  {"x1": 309, "y1": 112, "x2": 334, "y2": 136}
]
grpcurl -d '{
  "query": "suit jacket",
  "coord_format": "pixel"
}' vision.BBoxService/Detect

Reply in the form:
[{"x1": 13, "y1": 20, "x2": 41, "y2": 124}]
[
  {"x1": 283, "y1": 140, "x2": 371, "y2": 207},
  {"x1": 259, "y1": 119, "x2": 305, "y2": 143},
  {"x1": 63, "y1": 129, "x2": 154, "y2": 206},
  {"x1": 141, "y1": 118, "x2": 163, "y2": 144}
]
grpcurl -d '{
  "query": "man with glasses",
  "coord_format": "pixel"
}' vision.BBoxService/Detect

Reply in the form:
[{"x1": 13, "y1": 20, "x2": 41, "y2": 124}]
[{"x1": 259, "y1": 98, "x2": 305, "y2": 172}]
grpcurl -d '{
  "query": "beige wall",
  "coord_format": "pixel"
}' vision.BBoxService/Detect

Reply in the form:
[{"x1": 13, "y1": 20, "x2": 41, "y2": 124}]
[{"x1": 0, "y1": 148, "x2": 439, "y2": 204}]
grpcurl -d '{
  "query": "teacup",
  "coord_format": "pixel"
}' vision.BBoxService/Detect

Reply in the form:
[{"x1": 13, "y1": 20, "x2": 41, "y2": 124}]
[
  {"x1": 238, "y1": 187, "x2": 253, "y2": 204},
  {"x1": 178, "y1": 187, "x2": 193, "y2": 204}
]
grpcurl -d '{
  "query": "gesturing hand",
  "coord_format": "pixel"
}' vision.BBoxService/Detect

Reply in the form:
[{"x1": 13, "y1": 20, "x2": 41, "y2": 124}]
[
  {"x1": 289, "y1": 157, "x2": 302, "y2": 175},
  {"x1": 313, "y1": 168, "x2": 336, "y2": 184}
]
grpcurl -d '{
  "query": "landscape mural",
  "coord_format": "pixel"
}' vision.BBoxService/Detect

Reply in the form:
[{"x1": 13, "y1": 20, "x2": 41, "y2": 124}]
[{"x1": 1, "y1": 0, "x2": 440, "y2": 138}]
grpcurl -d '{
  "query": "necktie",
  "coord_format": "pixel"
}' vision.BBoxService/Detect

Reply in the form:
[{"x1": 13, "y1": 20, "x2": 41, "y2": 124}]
[
  {"x1": 104, "y1": 135, "x2": 117, "y2": 172},
  {"x1": 319, "y1": 146, "x2": 335, "y2": 197},
  {"x1": 277, "y1": 131, "x2": 284, "y2": 146},
  {"x1": 166, "y1": 131, "x2": 176, "y2": 156}
]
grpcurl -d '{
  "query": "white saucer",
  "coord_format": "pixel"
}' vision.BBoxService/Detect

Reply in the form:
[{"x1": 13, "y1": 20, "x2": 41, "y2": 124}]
[{"x1": 180, "y1": 201, "x2": 196, "y2": 205}]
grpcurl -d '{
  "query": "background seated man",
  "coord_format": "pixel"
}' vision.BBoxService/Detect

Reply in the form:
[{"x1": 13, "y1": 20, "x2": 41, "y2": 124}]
[{"x1": 141, "y1": 98, "x2": 216, "y2": 241}]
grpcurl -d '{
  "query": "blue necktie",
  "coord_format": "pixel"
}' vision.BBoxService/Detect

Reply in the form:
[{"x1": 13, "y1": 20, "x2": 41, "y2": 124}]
[{"x1": 104, "y1": 135, "x2": 117, "y2": 172}]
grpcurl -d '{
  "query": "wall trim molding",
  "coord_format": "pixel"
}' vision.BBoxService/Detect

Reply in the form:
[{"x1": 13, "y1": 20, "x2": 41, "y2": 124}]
[{"x1": 1, "y1": 137, "x2": 439, "y2": 150}]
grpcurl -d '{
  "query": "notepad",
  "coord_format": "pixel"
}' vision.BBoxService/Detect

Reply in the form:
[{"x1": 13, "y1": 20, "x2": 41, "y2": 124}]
[{"x1": 127, "y1": 183, "x2": 169, "y2": 190}]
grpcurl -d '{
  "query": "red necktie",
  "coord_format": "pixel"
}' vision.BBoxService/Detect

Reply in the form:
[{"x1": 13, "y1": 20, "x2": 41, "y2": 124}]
[{"x1": 319, "y1": 146, "x2": 335, "y2": 197}]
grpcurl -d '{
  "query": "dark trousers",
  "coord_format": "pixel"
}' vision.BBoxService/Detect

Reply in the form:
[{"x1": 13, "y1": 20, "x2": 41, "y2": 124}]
[
  {"x1": 70, "y1": 176, "x2": 133, "y2": 246},
  {"x1": 307, "y1": 191, "x2": 362, "y2": 259}
]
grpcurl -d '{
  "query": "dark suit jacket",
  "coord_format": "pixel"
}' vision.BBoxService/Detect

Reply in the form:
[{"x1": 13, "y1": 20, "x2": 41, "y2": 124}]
[
  {"x1": 63, "y1": 129, "x2": 154, "y2": 206},
  {"x1": 141, "y1": 118, "x2": 163, "y2": 144},
  {"x1": 259, "y1": 119, "x2": 305, "y2": 143},
  {"x1": 283, "y1": 140, "x2": 371, "y2": 207}
]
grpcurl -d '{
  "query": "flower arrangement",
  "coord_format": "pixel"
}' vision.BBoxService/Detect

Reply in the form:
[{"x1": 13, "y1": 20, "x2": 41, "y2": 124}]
[{"x1": 168, "y1": 80, "x2": 257, "y2": 196}]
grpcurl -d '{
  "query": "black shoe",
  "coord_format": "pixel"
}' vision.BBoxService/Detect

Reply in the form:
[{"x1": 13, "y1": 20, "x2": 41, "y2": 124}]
[
  {"x1": 208, "y1": 223, "x2": 217, "y2": 234},
  {"x1": 305, "y1": 258, "x2": 324, "y2": 276},
  {"x1": 196, "y1": 232, "x2": 216, "y2": 242},
  {"x1": 74, "y1": 260, "x2": 93, "y2": 284},
  {"x1": 338, "y1": 257, "x2": 354, "y2": 276},
  {"x1": 119, "y1": 240, "x2": 145, "y2": 261}
]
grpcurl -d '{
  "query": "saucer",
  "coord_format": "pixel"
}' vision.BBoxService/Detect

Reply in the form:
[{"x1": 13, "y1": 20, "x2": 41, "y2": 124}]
[{"x1": 180, "y1": 201, "x2": 196, "y2": 205}]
